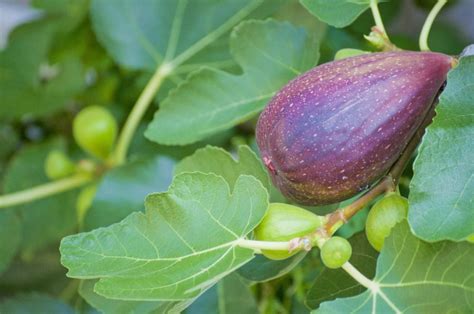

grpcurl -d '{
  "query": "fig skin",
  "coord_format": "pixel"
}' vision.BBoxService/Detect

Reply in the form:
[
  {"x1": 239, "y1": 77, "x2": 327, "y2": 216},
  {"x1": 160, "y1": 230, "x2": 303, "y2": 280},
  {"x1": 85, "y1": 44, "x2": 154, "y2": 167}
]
[{"x1": 256, "y1": 51, "x2": 453, "y2": 205}]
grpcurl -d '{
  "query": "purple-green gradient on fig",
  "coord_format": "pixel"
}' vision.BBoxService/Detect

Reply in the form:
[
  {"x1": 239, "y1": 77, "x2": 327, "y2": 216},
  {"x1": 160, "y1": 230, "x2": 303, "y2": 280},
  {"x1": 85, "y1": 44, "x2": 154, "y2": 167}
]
[{"x1": 256, "y1": 51, "x2": 453, "y2": 205}]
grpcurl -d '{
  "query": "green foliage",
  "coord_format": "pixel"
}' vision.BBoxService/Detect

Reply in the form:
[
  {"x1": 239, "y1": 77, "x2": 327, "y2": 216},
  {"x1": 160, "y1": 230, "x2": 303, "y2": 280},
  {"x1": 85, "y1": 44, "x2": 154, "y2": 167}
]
[
  {"x1": 145, "y1": 19, "x2": 319, "y2": 145},
  {"x1": 175, "y1": 145, "x2": 269, "y2": 190},
  {"x1": 0, "y1": 293, "x2": 74, "y2": 314},
  {"x1": 300, "y1": 0, "x2": 371, "y2": 28},
  {"x1": 0, "y1": 0, "x2": 472, "y2": 312},
  {"x1": 60, "y1": 173, "x2": 268, "y2": 300},
  {"x1": 2, "y1": 139, "x2": 78, "y2": 254},
  {"x1": 317, "y1": 221, "x2": 474, "y2": 312},
  {"x1": 409, "y1": 56, "x2": 474, "y2": 241},
  {"x1": 306, "y1": 232, "x2": 378, "y2": 309},
  {"x1": 83, "y1": 155, "x2": 175, "y2": 230},
  {"x1": 0, "y1": 12, "x2": 84, "y2": 118}
]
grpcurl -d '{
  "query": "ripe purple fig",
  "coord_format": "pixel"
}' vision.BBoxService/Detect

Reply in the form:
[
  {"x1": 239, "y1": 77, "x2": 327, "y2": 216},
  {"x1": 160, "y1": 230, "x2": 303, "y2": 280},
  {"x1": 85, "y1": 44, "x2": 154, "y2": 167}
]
[{"x1": 256, "y1": 51, "x2": 453, "y2": 205}]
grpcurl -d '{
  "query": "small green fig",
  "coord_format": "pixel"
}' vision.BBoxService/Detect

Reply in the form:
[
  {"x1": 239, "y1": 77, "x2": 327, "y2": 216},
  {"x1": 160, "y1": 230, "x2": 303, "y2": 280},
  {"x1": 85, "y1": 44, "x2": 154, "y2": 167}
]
[
  {"x1": 73, "y1": 106, "x2": 117, "y2": 160},
  {"x1": 44, "y1": 150, "x2": 76, "y2": 180},
  {"x1": 254, "y1": 203, "x2": 324, "y2": 260},
  {"x1": 321, "y1": 236, "x2": 352, "y2": 269},
  {"x1": 365, "y1": 193, "x2": 408, "y2": 251}
]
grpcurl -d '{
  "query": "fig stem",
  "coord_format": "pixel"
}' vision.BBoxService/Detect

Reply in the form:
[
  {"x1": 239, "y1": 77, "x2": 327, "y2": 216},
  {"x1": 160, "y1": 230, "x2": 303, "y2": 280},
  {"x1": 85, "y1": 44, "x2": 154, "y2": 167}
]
[
  {"x1": 341, "y1": 262, "x2": 376, "y2": 290},
  {"x1": 0, "y1": 175, "x2": 92, "y2": 209},
  {"x1": 419, "y1": 0, "x2": 448, "y2": 51},
  {"x1": 112, "y1": 63, "x2": 173, "y2": 166},
  {"x1": 369, "y1": 0, "x2": 389, "y2": 40}
]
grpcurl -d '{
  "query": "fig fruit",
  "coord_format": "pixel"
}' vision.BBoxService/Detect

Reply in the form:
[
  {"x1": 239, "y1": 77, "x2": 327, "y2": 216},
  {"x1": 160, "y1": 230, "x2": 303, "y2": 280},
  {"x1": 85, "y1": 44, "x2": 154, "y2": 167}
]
[
  {"x1": 44, "y1": 150, "x2": 76, "y2": 180},
  {"x1": 256, "y1": 51, "x2": 453, "y2": 205},
  {"x1": 254, "y1": 203, "x2": 324, "y2": 260},
  {"x1": 73, "y1": 106, "x2": 117, "y2": 160},
  {"x1": 320, "y1": 236, "x2": 352, "y2": 269},
  {"x1": 365, "y1": 193, "x2": 408, "y2": 251}
]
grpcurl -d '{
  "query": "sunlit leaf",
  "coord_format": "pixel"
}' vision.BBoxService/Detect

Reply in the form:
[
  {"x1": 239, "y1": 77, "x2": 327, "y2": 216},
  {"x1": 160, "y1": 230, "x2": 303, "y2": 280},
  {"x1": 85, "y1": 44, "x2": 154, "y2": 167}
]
[
  {"x1": 3, "y1": 138, "x2": 78, "y2": 254},
  {"x1": 175, "y1": 145, "x2": 270, "y2": 190},
  {"x1": 409, "y1": 56, "x2": 474, "y2": 241},
  {"x1": 145, "y1": 19, "x2": 319, "y2": 145},
  {"x1": 300, "y1": 0, "x2": 371, "y2": 28},
  {"x1": 60, "y1": 173, "x2": 268, "y2": 300},
  {"x1": 316, "y1": 221, "x2": 474, "y2": 313}
]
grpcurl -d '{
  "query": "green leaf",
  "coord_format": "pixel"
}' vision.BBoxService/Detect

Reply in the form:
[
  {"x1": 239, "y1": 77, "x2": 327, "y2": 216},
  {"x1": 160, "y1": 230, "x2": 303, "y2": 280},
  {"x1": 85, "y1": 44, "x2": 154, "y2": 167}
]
[
  {"x1": 175, "y1": 145, "x2": 270, "y2": 191},
  {"x1": 3, "y1": 138, "x2": 78, "y2": 254},
  {"x1": 0, "y1": 211, "x2": 21, "y2": 274},
  {"x1": 409, "y1": 56, "x2": 474, "y2": 241},
  {"x1": 145, "y1": 19, "x2": 319, "y2": 145},
  {"x1": 306, "y1": 232, "x2": 378, "y2": 309},
  {"x1": 90, "y1": 0, "x2": 275, "y2": 72},
  {"x1": 0, "y1": 19, "x2": 83, "y2": 119},
  {"x1": 0, "y1": 293, "x2": 74, "y2": 314},
  {"x1": 316, "y1": 221, "x2": 474, "y2": 313},
  {"x1": 84, "y1": 155, "x2": 176, "y2": 230},
  {"x1": 237, "y1": 252, "x2": 306, "y2": 282},
  {"x1": 60, "y1": 173, "x2": 269, "y2": 300},
  {"x1": 300, "y1": 0, "x2": 371, "y2": 28},
  {"x1": 186, "y1": 273, "x2": 258, "y2": 314},
  {"x1": 79, "y1": 280, "x2": 168, "y2": 314}
]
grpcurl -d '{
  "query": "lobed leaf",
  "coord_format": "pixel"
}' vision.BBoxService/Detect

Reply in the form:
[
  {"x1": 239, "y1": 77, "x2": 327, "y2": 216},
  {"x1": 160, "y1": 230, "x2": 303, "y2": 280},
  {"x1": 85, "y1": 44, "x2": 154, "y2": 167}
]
[
  {"x1": 316, "y1": 221, "x2": 474, "y2": 313},
  {"x1": 409, "y1": 56, "x2": 474, "y2": 241},
  {"x1": 2, "y1": 138, "x2": 78, "y2": 254},
  {"x1": 83, "y1": 155, "x2": 176, "y2": 230},
  {"x1": 300, "y1": 0, "x2": 371, "y2": 28},
  {"x1": 175, "y1": 145, "x2": 270, "y2": 191},
  {"x1": 145, "y1": 19, "x2": 319, "y2": 145},
  {"x1": 60, "y1": 172, "x2": 269, "y2": 300}
]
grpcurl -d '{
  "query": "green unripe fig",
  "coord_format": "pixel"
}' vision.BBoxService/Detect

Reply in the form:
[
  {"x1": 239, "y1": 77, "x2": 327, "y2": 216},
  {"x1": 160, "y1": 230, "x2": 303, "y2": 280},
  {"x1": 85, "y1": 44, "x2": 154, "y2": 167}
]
[
  {"x1": 73, "y1": 106, "x2": 117, "y2": 160},
  {"x1": 334, "y1": 48, "x2": 370, "y2": 60},
  {"x1": 321, "y1": 236, "x2": 352, "y2": 269},
  {"x1": 76, "y1": 184, "x2": 98, "y2": 226},
  {"x1": 44, "y1": 150, "x2": 76, "y2": 180},
  {"x1": 254, "y1": 203, "x2": 324, "y2": 260},
  {"x1": 365, "y1": 193, "x2": 408, "y2": 251}
]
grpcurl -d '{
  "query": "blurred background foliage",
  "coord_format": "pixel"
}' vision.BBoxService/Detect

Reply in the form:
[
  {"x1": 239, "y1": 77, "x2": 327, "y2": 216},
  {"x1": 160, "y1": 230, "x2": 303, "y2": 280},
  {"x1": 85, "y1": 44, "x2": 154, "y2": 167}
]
[{"x1": 0, "y1": 0, "x2": 472, "y2": 313}]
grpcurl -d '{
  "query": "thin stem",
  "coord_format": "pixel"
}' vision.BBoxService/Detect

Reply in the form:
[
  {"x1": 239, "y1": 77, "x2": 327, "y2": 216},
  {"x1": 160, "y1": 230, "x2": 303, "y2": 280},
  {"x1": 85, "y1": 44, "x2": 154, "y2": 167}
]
[
  {"x1": 419, "y1": 0, "x2": 448, "y2": 51},
  {"x1": 342, "y1": 262, "x2": 377, "y2": 291},
  {"x1": 370, "y1": 0, "x2": 388, "y2": 39},
  {"x1": 236, "y1": 239, "x2": 290, "y2": 252},
  {"x1": 112, "y1": 64, "x2": 173, "y2": 165},
  {"x1": 0, "y1": 175, "x2": 91, "y2": 209}
]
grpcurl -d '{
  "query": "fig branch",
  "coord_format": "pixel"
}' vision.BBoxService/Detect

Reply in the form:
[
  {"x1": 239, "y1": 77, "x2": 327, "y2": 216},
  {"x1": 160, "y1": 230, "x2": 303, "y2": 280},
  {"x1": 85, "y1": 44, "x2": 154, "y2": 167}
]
[
  {"x1": 419, "y1": 0, "x2": 448, "y2": 51},
  {"x1": 112, "y1": 64, "x2": 173, "y2": 165},
  {"x1": 0, "y1": 174, "x2": 91, "y2": 209}
]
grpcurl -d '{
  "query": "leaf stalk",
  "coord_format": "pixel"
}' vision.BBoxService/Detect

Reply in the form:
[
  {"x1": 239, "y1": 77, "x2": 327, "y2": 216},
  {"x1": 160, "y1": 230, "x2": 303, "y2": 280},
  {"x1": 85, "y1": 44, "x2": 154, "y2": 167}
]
[
  {"x1": 419, "y1": 0, "x2": 448, "y2": 51},
  {"x1": 0, "y1": 175, "x2": 91, "y2": 209},
  {"x1": 112, "y1": 63, "x2": 173, "y2": 166}
]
